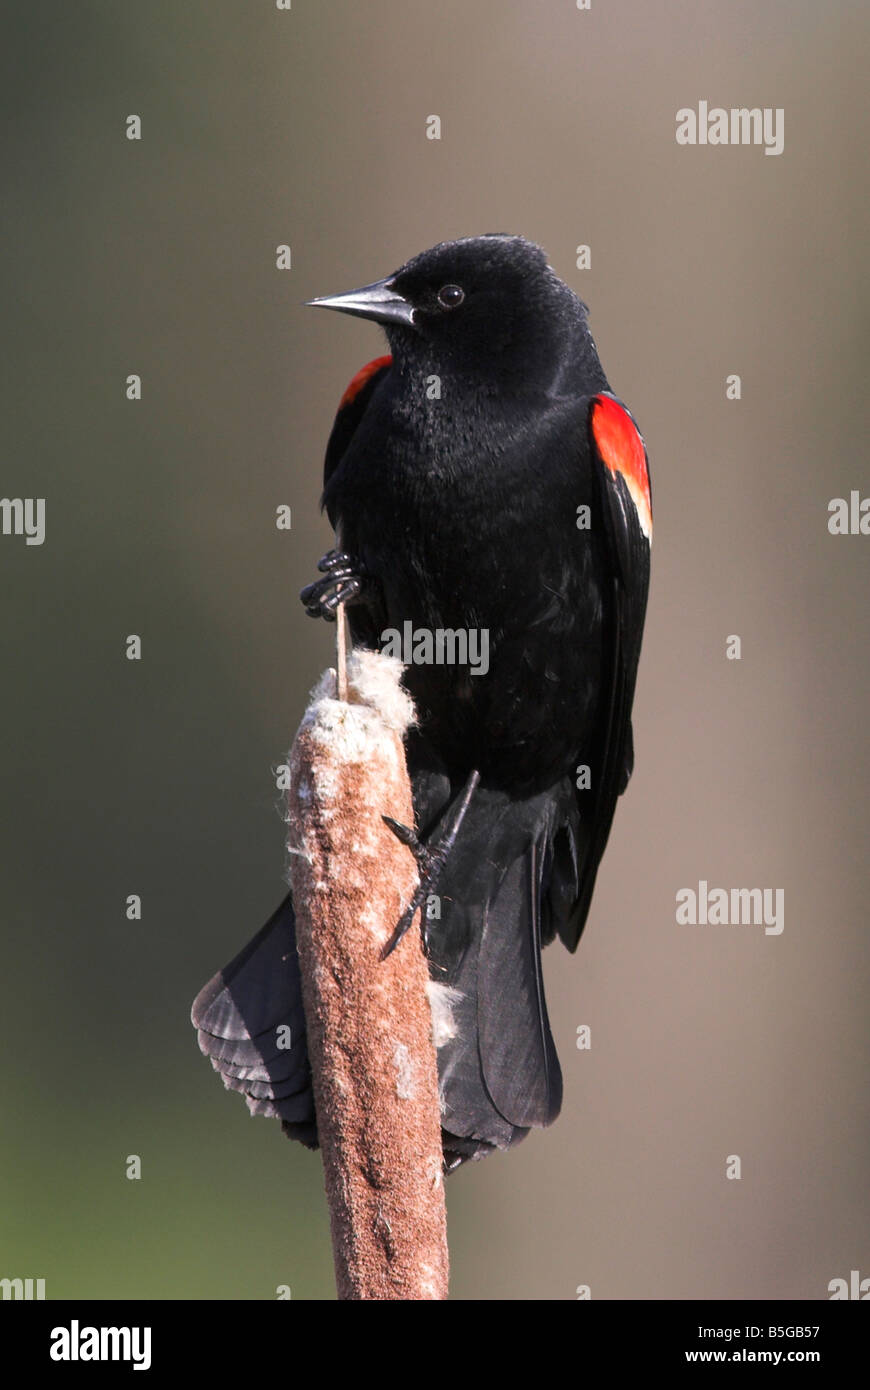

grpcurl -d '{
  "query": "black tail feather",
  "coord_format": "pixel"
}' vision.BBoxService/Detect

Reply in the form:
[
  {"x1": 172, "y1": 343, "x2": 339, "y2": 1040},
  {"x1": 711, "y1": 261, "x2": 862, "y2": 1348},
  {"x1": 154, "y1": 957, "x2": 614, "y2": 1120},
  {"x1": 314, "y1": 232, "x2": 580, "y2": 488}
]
[
  {"x1": 192, "y1": 778, "x2": 578, "y2": 1163},
  {"x1": 191, "y1": 894, "x2": 315, "y2": 1141}
]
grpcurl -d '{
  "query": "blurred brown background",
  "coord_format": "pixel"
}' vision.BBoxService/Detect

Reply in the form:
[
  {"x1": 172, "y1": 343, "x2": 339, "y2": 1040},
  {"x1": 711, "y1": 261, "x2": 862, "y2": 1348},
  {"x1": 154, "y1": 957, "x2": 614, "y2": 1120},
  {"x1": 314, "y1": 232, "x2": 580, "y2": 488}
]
[{"x1": 1, "y1": 1, "x2": 867, "y2": 1299}]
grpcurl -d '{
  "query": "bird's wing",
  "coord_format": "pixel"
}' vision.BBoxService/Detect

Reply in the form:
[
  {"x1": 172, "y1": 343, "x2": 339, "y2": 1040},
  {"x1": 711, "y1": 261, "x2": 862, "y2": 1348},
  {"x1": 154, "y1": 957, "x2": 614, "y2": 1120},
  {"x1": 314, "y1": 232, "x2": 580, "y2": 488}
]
[
  {"x1": 560, "y1": 392, "x2": 652, "y2": 950},
  {"x1": 322, "y1": 354, "x2": 393, "y2": 496},
  {"x1": 318, "y1": 354, "x2": 394, "y2": 649}
]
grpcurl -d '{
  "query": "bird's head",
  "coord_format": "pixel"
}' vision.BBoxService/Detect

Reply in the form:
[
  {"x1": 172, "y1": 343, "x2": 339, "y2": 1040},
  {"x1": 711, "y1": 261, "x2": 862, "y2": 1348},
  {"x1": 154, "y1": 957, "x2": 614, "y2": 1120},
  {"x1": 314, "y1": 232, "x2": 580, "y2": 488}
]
[{"x1": 307, "y1": 235, "x2": 598, "y2": 390}]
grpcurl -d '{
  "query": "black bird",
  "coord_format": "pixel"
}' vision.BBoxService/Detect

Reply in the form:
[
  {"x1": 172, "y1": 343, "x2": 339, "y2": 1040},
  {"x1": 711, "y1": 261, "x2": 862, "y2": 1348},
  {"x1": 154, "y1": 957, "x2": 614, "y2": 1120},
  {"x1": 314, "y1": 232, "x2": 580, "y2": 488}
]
[{"x1": 192, "y1": 235, "x2": 652, "y2": 1168}]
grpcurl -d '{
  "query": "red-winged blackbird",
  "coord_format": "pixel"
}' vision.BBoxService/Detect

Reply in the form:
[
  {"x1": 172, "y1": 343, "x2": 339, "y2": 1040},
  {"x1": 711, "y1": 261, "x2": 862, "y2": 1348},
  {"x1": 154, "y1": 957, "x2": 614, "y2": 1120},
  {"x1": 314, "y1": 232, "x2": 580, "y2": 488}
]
[{"x1": 192, "y1": 235, "x2": 651, "y2": 1168}]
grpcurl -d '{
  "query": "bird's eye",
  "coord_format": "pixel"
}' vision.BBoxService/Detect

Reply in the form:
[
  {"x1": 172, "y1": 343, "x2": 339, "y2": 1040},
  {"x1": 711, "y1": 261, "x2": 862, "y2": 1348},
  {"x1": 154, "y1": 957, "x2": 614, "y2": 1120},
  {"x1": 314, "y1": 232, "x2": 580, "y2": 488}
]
[{"x1": 437, "y1": 284, "x2": 465, "y2": 309}]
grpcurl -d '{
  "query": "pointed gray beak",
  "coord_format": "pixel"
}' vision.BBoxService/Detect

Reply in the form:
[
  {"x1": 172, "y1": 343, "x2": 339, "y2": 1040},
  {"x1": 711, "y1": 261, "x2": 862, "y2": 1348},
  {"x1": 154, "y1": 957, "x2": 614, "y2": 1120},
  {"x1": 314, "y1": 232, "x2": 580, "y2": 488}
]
[{"x1": 306, "y1": 275, "x2": 416, "y2": 328}]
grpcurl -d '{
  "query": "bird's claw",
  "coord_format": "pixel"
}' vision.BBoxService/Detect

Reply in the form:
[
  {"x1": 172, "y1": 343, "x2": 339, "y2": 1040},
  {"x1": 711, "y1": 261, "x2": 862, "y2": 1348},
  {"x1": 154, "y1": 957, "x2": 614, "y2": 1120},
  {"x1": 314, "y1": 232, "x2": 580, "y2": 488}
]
[
  {"x1": 381, "y1": 770, "x2": 481, "y2": 958},
  {"x1": 300, "y1": 549, "x2": 365, "y2": 621}
]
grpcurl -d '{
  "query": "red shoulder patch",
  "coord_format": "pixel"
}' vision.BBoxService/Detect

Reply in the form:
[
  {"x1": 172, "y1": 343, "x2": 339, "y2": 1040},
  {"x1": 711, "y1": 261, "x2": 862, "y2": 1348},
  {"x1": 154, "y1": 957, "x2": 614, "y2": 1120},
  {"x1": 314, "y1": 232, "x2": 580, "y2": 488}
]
[
  {"x1": 590, "y1": 394, "x2": 652, "y2": 540},
  {"x1": 339, "y1": 354, "x2": 392, "y2": 411}
]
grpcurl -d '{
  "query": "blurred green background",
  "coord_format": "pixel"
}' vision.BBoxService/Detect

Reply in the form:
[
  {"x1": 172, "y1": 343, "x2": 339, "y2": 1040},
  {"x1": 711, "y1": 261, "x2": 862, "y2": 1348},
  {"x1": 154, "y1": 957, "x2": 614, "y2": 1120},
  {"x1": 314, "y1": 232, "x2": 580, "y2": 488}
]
[{"x1": 2, "y1": 0, "x2": 868, "y2": 1299}]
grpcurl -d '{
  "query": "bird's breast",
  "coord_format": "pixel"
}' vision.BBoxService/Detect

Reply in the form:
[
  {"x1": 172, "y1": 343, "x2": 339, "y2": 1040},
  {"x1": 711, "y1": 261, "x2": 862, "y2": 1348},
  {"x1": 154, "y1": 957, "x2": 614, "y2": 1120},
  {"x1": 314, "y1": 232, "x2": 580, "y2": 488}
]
[{"x1": 340, "y1": 392, "x2": 605, "y2": 789}]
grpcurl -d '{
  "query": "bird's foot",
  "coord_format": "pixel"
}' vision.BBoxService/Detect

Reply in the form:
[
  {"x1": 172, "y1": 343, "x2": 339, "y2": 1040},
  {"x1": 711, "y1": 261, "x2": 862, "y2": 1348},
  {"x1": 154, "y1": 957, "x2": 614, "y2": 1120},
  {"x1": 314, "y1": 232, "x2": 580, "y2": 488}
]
[
  {"x1": 300, "y1": 549, "x2": 366, "y2": 622},
  {"x1": 381, "y1": 770, "x2": 480, "y2": 957}
]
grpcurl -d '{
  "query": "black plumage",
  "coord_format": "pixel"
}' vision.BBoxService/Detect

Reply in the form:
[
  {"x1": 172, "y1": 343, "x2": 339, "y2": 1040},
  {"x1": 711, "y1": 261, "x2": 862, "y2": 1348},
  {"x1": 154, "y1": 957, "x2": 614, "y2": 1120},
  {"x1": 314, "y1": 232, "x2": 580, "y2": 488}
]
[{"x1": 192, "y1": 235, "x2": 651, "y2": 1168}]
